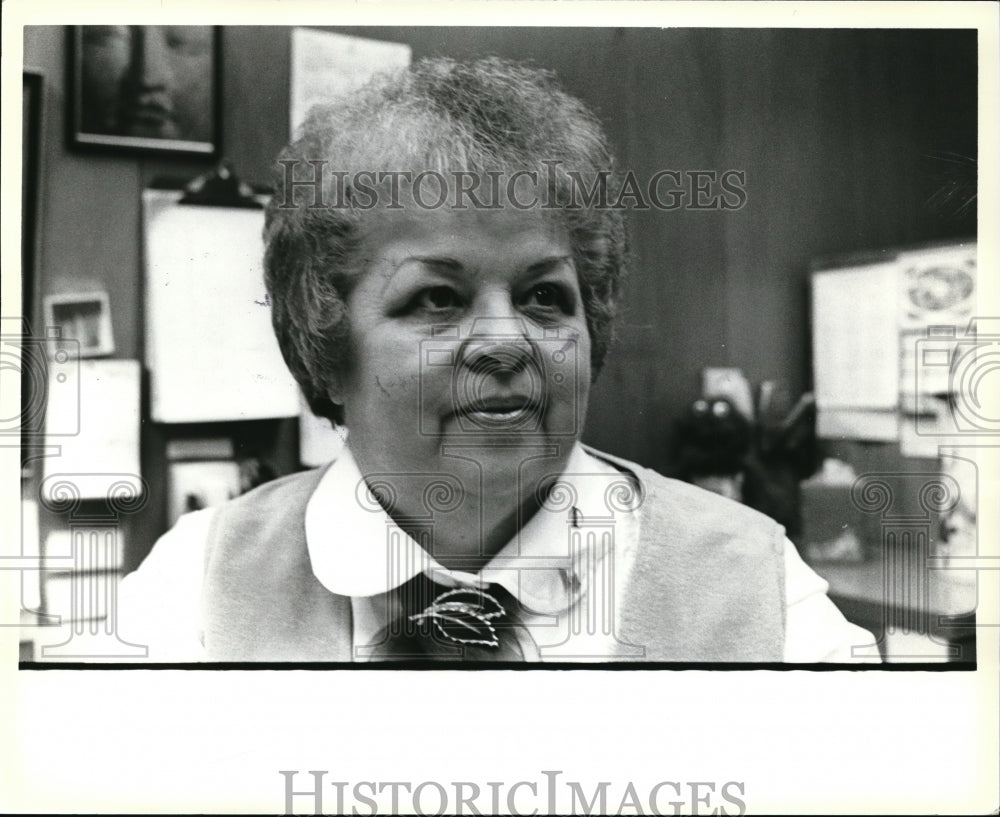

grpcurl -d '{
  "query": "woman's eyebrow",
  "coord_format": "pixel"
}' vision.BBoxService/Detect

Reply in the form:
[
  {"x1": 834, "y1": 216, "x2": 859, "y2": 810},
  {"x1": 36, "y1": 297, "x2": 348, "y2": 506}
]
[
  {"x1": 378, "y1": 256, "x2": 466, "y2": 291},
  {"x1": 393, "y1": 256, "x2": 465, "y2": 275},
  {"x1": 381, "y1": 254, "x2": 573, "y2": 290},
  {"x1": 522, "y1": 255, "x2": 575, "y2": 277}
]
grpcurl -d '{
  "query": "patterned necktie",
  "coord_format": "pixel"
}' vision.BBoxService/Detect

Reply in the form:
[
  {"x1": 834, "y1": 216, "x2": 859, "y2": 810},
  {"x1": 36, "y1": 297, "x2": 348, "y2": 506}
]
[{"x1": 367, "y1": 572, "x2": 532, "y2": 661}]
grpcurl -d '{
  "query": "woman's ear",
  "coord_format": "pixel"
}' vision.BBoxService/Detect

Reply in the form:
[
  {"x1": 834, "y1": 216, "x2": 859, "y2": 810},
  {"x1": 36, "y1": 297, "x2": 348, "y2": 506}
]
[{"x1": 326, "y1": 373, "x2": 345, "y2": 406}]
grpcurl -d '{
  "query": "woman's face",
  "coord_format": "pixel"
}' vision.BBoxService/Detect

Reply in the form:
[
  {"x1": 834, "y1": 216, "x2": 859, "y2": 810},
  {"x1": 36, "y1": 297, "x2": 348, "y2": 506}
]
[{"x1": 338, "y1": 206, "x2": 592, "y2": 502}]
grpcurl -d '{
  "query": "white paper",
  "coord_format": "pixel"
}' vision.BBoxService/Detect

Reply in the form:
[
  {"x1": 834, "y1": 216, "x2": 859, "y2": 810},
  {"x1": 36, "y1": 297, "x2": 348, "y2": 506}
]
[
  {"x1": 43, "y1": 528, "x2": 124, "y2": 572},
  {"x1": 19, "y1": 500, "x2": 41, "y2": 612},
  {"x1": 143, "y1": 190, "x2": 300, "y2": 423},
  {"x1": 898, "y1": 414, "x2": 944, "y2": 458},
  {"x1": 167, "y1": 460, "x2": 242, "y2": 527},
  {"x1": 812, "y1": 261, "x2": 900, "y2": 414},
  {"x1": 899, "y1": 327, "x2": 957, "y2": 407},
  {"x1": 41, "y1": 570, "x2": 116, "y2": 623},
  {"x1": 290, "y1": 28, "x2": 411, "y2": 138},
  {"x1": 42, "y1": 359, "x2": 141, "y2": 498},
  {"x1": 816, "y1": 407, "x2": 899, "y2": 441}
]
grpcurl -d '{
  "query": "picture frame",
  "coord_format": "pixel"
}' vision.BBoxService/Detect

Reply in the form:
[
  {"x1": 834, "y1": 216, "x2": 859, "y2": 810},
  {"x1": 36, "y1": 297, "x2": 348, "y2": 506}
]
[
  {"x1": 22, "y1": 70, "x2": 44, "y2": 328},
  {"x1": 21, "y1": 70, "x2": 45, "y2": 464},
  {"x1": 42, "y1": 291, "x2": 115, "y2": 358},
  {"x1": 67, "y1": 25, "x2": 220, "y2": 156}
]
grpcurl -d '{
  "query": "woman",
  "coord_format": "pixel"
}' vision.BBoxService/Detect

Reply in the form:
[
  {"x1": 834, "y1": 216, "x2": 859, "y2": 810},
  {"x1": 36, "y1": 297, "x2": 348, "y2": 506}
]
[{"x1": 120, "y1": 57, "x2": 876, "y2": 663}]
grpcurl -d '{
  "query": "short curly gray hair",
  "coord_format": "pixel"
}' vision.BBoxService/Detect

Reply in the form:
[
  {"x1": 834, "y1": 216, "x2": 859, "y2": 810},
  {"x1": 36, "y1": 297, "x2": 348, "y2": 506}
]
[{"x1": 263, "y1": 56, "x2": 627, "y2": 425}]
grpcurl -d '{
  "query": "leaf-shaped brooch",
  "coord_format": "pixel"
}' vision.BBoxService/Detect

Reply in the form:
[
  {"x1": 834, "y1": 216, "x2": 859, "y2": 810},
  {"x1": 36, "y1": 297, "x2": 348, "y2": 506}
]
[{"x1": 409, "y1": 588, "x2": 507, "y2": 648}]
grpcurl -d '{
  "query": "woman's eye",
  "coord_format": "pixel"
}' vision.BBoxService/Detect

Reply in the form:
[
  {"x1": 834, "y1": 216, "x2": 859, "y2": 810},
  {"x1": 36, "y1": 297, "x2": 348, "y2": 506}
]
[
  {"x1": 521, "y1": 283, "x2": 570, "y2": 313},
  {"x1": 414, "y1": 286, "x2": 461, "y2": 312}
]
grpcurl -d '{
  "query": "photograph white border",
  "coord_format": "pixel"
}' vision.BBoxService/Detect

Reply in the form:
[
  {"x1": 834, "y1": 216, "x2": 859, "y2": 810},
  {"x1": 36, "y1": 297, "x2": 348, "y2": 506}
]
[{"x1": 2, "y1": 2, "x2": 998, "y2": 815}]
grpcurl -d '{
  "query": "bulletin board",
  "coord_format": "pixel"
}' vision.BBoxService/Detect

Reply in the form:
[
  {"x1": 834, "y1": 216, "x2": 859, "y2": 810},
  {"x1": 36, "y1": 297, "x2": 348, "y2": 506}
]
[
  {"x1": 142, "y1": 189, "x2": 300, "y2": 423},
  {"x1": 811, "y1": 240, "x2": 977, "y2": 449}
]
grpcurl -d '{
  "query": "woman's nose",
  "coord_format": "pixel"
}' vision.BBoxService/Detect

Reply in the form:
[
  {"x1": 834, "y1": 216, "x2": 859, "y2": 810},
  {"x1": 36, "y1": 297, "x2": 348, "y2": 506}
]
[{"x1": 460, "y1": 298, "x2": 534, "y2": 375}]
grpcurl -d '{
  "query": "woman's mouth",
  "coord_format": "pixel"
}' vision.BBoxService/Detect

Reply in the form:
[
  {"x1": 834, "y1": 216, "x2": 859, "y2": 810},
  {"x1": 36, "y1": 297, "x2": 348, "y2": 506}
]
[{"x1": 453, "y1": 396, "x2": 542, "y2": 429}]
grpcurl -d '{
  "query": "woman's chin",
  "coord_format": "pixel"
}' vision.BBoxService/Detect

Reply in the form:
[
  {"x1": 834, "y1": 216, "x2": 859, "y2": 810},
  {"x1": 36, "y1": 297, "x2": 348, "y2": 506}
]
[{"x1": 435, "y1": 431, "x2": 576, "y2": 488}]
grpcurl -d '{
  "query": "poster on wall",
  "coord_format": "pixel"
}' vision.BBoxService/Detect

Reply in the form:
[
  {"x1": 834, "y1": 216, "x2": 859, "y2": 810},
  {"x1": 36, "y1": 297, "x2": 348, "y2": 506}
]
[
  {"x1": 811, "y1": 260, "x2": 902, "y2": 441},
  {"x1": 40, "y1": 359, "x2": 141, "y2": 499},
  {"x1": 289, "y1": 27, "x2": 411, "y2": 137}
]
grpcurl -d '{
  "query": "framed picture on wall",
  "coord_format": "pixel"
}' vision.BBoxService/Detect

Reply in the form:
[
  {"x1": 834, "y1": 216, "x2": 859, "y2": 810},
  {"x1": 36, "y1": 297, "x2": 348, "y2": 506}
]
[
  {"x1": 68, "y1": 25, "x2": 220, "y2": 156},
  {"x1": 42, "y1": 291, "x2": 115, "y2": 358}
]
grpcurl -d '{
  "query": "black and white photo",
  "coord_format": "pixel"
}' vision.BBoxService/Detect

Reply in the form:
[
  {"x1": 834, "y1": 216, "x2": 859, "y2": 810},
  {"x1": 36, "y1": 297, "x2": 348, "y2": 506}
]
[{"x1": 4, "y1": 2, "x2": 997, "y2": 815}]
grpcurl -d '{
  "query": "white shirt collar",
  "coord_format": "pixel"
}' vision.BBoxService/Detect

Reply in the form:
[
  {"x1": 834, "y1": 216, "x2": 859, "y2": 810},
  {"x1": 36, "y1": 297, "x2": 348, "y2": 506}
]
[{"x1": 304, "y1": 443, "x2": 636, "y2": 614}]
